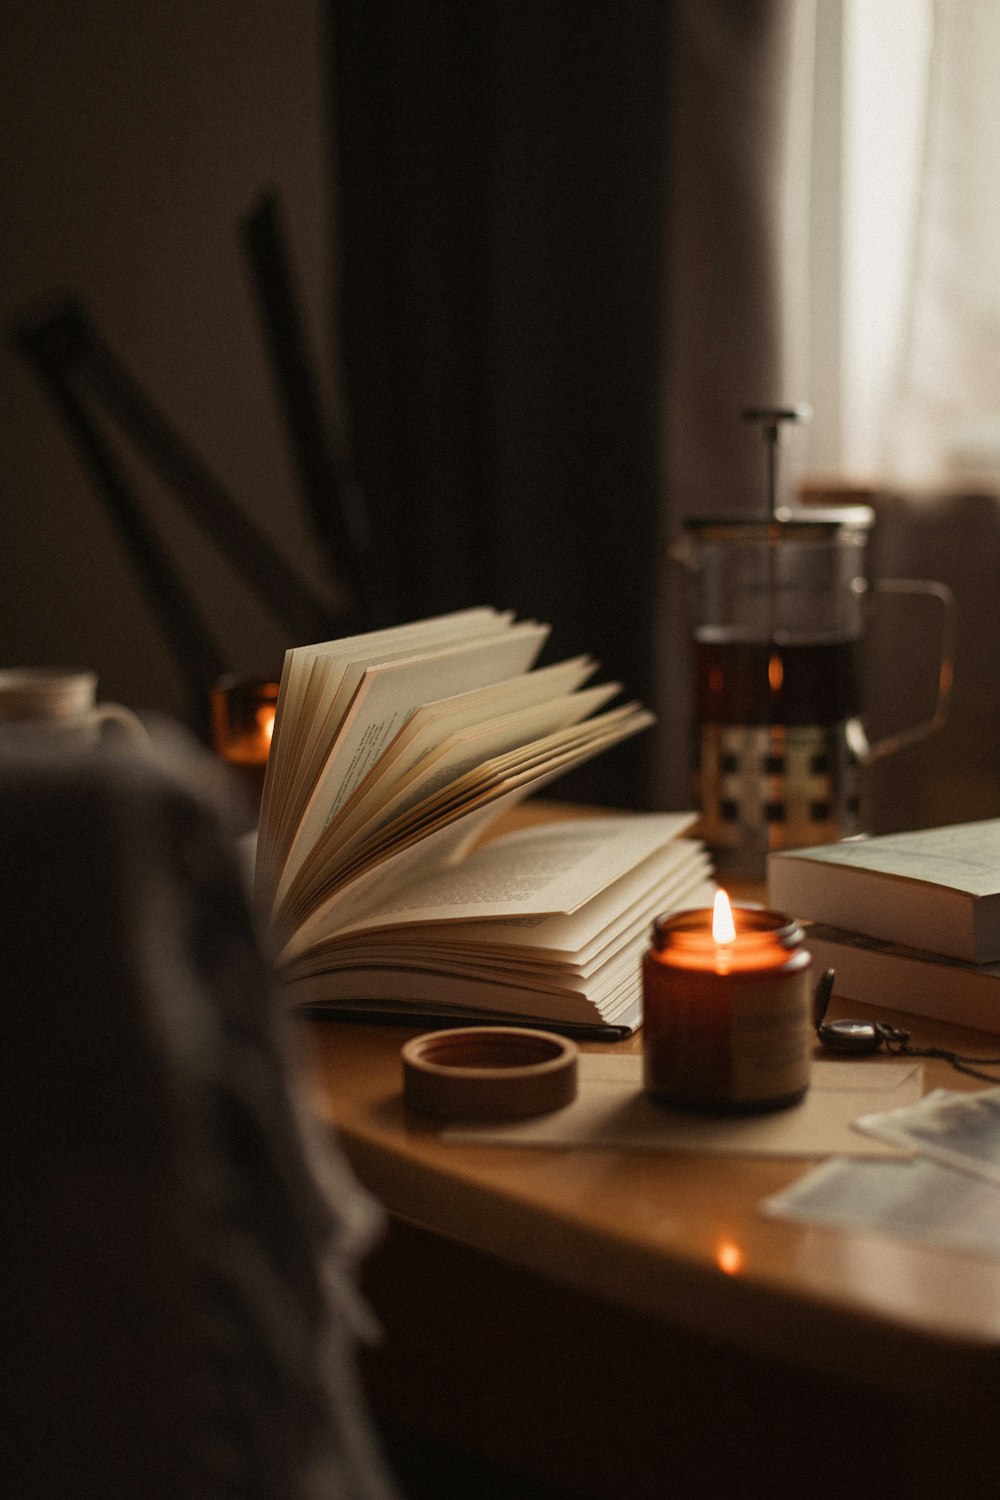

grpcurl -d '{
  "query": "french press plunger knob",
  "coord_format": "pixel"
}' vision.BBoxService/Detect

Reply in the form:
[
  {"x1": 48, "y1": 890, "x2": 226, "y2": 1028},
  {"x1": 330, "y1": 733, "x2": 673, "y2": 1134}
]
[{"x1": 741, "y1": 405, "x2": 812, "y2": 517}]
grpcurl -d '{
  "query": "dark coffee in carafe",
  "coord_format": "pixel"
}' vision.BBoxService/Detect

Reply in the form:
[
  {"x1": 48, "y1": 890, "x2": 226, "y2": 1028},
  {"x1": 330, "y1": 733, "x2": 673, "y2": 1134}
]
[{"x1": 693, "y1": 638, "x2": 863, "y2": 728}]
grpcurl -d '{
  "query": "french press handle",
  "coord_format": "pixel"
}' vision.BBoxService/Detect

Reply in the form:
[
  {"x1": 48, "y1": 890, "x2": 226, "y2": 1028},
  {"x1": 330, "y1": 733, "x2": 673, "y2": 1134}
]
[{"x1": 864, "y1": 578, "x2": 955, "y2": 763}]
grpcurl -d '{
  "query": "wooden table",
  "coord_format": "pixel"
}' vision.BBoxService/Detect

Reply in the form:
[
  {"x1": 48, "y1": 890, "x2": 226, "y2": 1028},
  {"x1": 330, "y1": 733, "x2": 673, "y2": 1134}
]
[{"x1": 299, "y1": 995, "x2": 1000, "y2": 1499}]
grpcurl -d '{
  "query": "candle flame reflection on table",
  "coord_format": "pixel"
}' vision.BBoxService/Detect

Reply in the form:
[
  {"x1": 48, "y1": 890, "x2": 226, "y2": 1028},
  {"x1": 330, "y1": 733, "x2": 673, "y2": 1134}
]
[{"x1": 715, "y1": 1237, "x2": 745, "y2": 1276}]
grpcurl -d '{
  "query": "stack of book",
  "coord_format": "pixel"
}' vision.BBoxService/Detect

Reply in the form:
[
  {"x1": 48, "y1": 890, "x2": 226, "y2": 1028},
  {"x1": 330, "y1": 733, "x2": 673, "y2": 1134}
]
[
  {"x1": 766, "y1": 821, "x2": 1000, "y2": 1034},
  {"x1": 254, "y1": 608, "x2": 714, "y2": 1037}
]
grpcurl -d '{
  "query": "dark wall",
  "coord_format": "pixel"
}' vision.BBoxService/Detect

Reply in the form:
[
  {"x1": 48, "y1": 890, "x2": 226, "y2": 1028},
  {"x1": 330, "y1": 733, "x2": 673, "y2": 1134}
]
[
  {"x1": 1, "y1": 1, "x2": 334, "y2": 727},
  {"x1": 3, "y1": 1, "x2": 676, "y2": 808}
]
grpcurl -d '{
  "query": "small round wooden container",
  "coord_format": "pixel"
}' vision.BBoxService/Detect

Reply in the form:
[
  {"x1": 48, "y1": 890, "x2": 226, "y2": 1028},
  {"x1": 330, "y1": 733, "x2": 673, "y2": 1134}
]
[{"x1": 401, "y1": 1026, "x2": 578, "y2": 1121}]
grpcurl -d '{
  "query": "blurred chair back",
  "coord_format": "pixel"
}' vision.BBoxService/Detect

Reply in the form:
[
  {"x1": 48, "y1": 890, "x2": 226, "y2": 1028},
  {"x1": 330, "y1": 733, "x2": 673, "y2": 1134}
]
[{"x1": 0, "y1": 731, "x2": 398, "y2": 1499}]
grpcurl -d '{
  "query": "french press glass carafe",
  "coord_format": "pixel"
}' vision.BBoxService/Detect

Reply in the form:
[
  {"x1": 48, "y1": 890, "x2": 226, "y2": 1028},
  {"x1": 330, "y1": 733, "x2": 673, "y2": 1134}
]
[{"x1": 678, "y1": 409, "x2": 953, "y2": 876}]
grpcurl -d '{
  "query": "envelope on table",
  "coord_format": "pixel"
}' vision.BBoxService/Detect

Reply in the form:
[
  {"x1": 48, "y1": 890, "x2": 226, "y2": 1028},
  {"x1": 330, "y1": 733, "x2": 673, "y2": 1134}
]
[{"x1": 443, "y1": 1055, "x2": 923, "y2": 1157}]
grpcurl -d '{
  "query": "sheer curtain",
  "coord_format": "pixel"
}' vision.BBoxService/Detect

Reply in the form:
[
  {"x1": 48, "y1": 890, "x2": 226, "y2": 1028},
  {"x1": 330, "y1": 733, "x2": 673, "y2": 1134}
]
[
  {"x1": 810, "y1": 0, "x2": 1000, "y2": 489},
  {"x1": 883, "y1": 0, "x2": 1000, "y2": 486}
]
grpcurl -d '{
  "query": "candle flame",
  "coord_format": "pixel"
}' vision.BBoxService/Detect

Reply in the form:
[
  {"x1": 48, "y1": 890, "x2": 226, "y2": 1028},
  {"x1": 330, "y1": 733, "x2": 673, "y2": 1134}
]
[
  {"x1": 259, "y1": 705, "x2": 276, "y2": 746},
  {"x1": 768, "y1": 651, "x2": 784, "y2": 692},
  {"x1": 712, "y1": 888, "x2": 736, "y2": 944}
]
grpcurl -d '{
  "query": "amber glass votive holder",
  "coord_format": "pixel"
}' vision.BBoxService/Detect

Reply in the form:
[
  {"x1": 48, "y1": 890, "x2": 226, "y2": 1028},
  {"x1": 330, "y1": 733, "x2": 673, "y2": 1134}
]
[
  {"x1": 210, "y1": 674, "x2": 279, "y2": 806},
  {"x1": 642, "y1": 904, "x2": 813, "y2": 1113}
]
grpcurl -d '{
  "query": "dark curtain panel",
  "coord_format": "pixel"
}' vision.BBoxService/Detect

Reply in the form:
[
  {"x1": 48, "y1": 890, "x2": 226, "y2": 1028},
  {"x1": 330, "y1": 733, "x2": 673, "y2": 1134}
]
[{"x1": 326, "y1": 0, "x2": 672, "y2": 807}]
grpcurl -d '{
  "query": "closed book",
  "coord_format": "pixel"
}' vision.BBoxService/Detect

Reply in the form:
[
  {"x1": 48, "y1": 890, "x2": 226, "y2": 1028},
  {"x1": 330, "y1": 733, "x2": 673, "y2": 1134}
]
[
  {"x1": 804, "y1": 922, "x2": 1000, "y2": 1036},
  {"x1": 767, "y1": 820, "x2": 1000, "y2": 964}
]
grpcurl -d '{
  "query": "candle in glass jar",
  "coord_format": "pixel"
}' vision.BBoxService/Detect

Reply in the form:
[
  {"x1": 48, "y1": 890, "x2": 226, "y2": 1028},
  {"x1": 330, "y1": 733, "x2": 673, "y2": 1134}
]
[
  {"x1": 210, "y1": 674, "x2": 279, "y2": 805},
  {"x1": 642, "y1": 891, "x2": 812, "y2": 1112}
]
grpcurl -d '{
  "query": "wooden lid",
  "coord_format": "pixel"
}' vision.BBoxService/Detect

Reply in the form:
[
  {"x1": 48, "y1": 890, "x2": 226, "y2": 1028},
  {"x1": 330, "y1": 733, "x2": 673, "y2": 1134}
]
[{"x1": 401, "y1": 1026, "x2": 578, "y2": 1121}]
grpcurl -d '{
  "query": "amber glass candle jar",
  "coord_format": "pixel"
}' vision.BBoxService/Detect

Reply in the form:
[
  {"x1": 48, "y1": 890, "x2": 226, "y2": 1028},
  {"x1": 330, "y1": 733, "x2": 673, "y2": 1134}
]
[
  {"x1": 210, "y1": 674, "x2": 279, "y2": 806},
  {"x1": 642, "y1": 896, "x2": 812, "y2": 1113}
]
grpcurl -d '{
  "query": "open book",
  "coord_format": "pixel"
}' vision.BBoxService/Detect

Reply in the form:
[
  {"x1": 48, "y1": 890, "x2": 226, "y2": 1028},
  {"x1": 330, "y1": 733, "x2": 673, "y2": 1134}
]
[{"x1": 253, "y1": 608, "x2": 713, "y2": 1035}]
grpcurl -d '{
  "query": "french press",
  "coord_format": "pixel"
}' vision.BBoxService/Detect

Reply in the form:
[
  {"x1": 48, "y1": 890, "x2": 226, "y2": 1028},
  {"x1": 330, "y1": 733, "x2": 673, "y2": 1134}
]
[{"x1": 676, "y1": 408, "x2": 954, "y2": 876}]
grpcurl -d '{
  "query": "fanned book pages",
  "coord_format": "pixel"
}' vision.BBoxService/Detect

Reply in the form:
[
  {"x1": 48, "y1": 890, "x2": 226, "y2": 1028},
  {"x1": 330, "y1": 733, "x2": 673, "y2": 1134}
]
[{"x1": 253, "y1": 608, "x2": 714, "y2": 1036}]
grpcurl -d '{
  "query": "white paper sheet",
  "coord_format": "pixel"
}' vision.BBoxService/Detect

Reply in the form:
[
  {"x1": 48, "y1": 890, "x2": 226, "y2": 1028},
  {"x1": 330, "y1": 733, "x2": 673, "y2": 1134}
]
[
  {"x1": 761, "y1": 1154, "x2": 1000, "y2": 1261},
  {"x1": 853, "y1": 1084, "x2": 1000, "y2": 1184}
]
